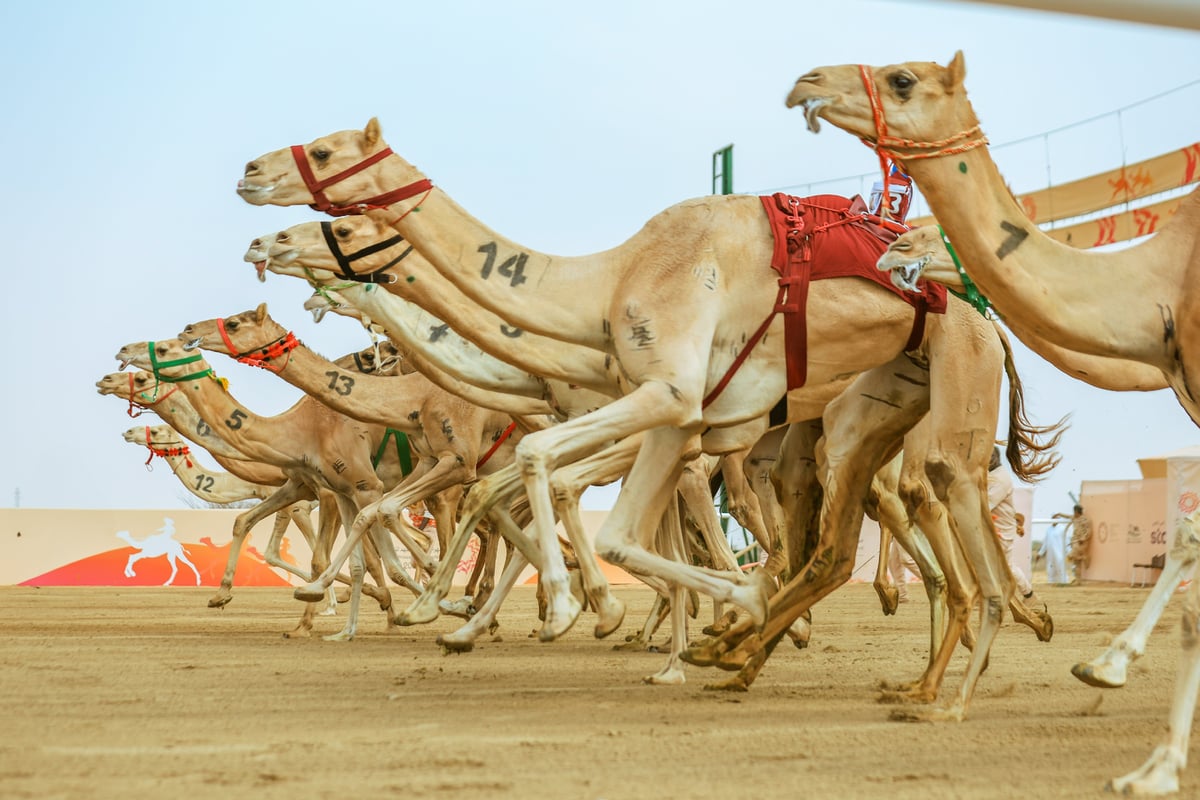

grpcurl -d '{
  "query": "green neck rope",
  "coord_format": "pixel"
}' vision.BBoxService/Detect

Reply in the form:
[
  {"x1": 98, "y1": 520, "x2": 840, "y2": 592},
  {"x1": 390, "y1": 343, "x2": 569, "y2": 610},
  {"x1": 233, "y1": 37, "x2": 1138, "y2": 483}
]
[
  {"x1": 304, "y1": 269, "x2": 360, "y2": 305},
  {"x1": 372, "y1": 428, "x2": 413, "y2": 475},
  {"x1": 937, "y1": 226, "x2": 992, "y2": 317},
  {"x1": 148, "y1": 341, "x2": 215, "y2": 386}
]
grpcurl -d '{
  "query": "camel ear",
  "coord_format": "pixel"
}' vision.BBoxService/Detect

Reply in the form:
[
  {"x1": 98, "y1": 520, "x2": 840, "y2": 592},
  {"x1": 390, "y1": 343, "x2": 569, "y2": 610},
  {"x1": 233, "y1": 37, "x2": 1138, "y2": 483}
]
[
  {"x1": 943, "y1": 51, "x2": 966, "y2": 92},
  {"x1": 255, "y1": 302, "x2": 267, "y2": 323},
  {"x1": 364, "y1": 117, "x2": 382, "y2": 147}
]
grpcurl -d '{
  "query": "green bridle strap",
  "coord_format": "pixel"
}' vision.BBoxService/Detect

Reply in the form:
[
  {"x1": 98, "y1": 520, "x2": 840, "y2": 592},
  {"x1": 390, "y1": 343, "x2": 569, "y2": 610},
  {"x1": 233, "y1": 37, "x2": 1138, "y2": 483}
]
[
  {"x1": 148, "y1": 341, "x2": 215, "y2": 384},
  {"x1": 372, "y1": 428, "x2": 413, "y2": 475},
  {"x1": 304, "y1": 269, "x2": 359, "y2": 304},
  {"x1": 938, "y1": 226, "x2": 992, "y2": 318}
]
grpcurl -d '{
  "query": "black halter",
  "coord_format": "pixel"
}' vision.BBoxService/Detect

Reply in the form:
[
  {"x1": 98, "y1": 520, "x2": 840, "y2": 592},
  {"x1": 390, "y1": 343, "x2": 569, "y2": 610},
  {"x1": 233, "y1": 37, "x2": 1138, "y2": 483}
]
[{"x1": 320, "y1": 221, "x2": 413, "y2": 284}]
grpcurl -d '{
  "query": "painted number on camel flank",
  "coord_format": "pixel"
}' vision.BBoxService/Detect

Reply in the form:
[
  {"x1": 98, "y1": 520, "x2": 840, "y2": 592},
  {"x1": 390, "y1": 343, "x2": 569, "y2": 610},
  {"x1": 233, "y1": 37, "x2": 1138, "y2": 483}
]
[
  {"x1": 478, "y1": 242, "x2": 528, "y2": 287},
  {"x1": 194, "y1": 475, "x2": 214, "y2": 493},
  {"x1": 324, "y1": 371, "x2": 355, "y2": 396},
  {"x1": 225, "y1": 409, "x2": 248, "y2": 430}
]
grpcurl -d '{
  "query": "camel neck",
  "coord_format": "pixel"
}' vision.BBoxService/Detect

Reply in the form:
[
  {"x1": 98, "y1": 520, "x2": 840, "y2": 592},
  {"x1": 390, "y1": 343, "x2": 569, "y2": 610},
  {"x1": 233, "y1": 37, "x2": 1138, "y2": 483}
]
[
  {"x1": 241, "y1": 339, "x2": 425, "y2": 431},
  {"x1": 380, "y1": 187, "x2": 612, "y2": 349},
  {"x1": 353, "y1": 282, "x2": 613, "y2": 395},
  {"x1": 911, "y1": 148, "x2": 1176, "y2": 366}
]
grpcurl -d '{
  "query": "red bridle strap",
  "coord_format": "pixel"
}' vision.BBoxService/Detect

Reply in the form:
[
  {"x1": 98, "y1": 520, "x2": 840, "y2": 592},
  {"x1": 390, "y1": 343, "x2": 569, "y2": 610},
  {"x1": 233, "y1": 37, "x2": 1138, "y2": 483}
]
[
  {"x1": 475, "y1": 422, "x2": 517, "y2": 470},
  {"x1": 290, "y1": 144, "x2": 433, "y2": 217},
  {"x1": 857, "y1": 64, "x2": 988, "y2": 219},
  {"x1": 217, "y1": 318, "x2": 301, "y2": 373},
  {"x1": 126, "y1": 372, "x2": 177, "y2": 418},
  {"x1": 144, "y1": 426, "x2": 193, "y2": 468}
]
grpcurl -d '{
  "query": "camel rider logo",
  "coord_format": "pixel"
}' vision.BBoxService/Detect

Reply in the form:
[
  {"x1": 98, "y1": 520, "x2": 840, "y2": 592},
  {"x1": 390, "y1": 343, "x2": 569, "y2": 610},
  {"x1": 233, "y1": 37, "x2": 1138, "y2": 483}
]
[{"x1": 116, "y1": 517, "x2": 201, "y2": 586}]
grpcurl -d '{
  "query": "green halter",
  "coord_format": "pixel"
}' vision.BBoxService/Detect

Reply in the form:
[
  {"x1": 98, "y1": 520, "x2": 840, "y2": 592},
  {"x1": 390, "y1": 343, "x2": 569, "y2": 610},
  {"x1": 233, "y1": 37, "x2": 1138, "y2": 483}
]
[
  {"x1": 937, "y1": 226, "x2": 992, "y2": 317},
  {"x1": 148, "y1": 341, "x2": 215, "y2": 385}
]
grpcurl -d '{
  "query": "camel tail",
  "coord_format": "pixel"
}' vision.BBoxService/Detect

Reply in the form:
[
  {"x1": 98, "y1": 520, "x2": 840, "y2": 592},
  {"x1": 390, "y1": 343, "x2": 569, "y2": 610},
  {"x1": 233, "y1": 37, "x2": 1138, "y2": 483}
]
[{"x1": 996, "y1": 322, "x2": 1069, "y2": 483}]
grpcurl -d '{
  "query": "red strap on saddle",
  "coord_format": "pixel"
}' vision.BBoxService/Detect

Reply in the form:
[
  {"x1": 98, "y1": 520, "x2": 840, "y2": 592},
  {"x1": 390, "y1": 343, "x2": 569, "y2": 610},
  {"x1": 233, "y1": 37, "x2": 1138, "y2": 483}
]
[
  {"x1": 476, "y1": 422, "x2": 517, "y2": 469},
  {"x1": 703, "y1": 193, "x2": 947, "y2": 407}
]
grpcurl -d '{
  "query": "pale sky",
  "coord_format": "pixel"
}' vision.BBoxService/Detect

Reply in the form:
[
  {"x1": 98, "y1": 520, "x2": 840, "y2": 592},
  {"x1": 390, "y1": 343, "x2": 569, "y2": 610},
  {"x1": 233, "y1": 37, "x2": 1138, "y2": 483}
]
[{"x1": 2, "y1": 0, "x2": 1197, "y2": 524}]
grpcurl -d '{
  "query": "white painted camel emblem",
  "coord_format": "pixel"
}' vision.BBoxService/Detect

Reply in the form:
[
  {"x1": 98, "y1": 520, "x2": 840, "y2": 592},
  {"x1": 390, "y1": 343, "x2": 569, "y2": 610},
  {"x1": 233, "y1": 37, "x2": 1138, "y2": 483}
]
[{"x1": 115, "y1": 517, "x2": 201, "y2": 586}]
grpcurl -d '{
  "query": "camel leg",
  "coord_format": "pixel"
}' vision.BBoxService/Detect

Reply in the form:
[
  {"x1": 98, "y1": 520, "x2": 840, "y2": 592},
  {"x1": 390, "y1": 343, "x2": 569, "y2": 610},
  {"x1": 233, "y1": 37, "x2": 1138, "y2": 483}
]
[
  {"x1": 684, "y1": 356, "x2": 929, "y2": 674},
  {"x1": 323, "y1": 543, "x2": 366, "y2": 642},
  {"x1": 644, "y1": 501, "x2": 690, "y2": 686},
  {"x1": 1073, "y1": 550, "x2": 1196, "y2": 688},
  {"x1": 396, "y1": 465, "x2": 526, "y2": 624},
  {"x1": 589, "y1": 424, "x2": 771, "y2": 631},
  {"x1": 870, "y1": 469, "x2": 901, "y2": 616},
  {"x1": 438, "y1": 548, "x2": 530, "y2": 652},
  {"x1": 1107, "y1": 545, "x2": 1200, "y2": 795},
  {"x1": 212, "y1": 479, "x2": 310, "y2": 608}
]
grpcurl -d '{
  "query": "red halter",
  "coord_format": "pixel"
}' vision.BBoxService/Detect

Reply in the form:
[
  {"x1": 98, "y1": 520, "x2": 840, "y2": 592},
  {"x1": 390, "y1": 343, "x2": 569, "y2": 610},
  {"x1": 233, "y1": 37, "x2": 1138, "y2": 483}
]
[
  {"x1": 289, "y1": 144, "x2": 433, "y2": 217},
  {"x1": 856, "y1": 64, "x2": 988, "y2": 221},
  {"x1": 126, "y1": 372, "x2": 177, "y2": 418},
  {"x1": 217, "y1": 318, "x2": 301, "y2": 373},
  {"x1": 144, "y1": 426, "x2": 192, "y2": 469}
]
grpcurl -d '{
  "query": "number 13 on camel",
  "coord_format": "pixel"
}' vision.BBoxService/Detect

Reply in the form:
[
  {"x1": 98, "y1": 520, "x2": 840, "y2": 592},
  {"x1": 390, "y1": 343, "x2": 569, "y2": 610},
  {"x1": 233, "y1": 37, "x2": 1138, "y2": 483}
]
[{"x1": 234, "y1": 119, "x2": 1004, "y2": 653}]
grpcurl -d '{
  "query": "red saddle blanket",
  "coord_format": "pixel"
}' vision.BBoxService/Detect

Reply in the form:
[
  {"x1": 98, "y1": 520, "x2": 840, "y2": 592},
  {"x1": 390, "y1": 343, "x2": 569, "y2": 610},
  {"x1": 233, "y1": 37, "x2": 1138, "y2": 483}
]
[{"x1": 760, "y1": 192, "x2": 948, "y2": 390}]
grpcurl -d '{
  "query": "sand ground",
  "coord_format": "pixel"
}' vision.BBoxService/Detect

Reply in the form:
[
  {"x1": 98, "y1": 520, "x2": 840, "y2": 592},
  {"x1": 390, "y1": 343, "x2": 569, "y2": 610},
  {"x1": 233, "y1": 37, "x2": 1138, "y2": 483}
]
[{"x1": 0, "y1": 581, "x2": 1191, "y2": 799}]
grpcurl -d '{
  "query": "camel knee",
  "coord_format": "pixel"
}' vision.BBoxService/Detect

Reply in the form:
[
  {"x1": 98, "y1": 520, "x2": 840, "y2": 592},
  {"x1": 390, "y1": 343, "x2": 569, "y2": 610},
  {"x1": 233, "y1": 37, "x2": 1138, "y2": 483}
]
[{"x1": 923, "y1": 455, "x2": 959, "y2": 501}]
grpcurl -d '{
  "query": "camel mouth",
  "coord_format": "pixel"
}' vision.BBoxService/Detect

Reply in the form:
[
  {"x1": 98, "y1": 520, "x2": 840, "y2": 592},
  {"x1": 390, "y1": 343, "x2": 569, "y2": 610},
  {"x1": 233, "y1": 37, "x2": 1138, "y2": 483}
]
[
  {"x1": 796, "y1": 98, "x2": 830, "y2": 134},
  {"x1": 883, "y1": 256, "x2": 929, "y2": 293},
  {"x1": 182, "y1": 337, "x2": 203, "y2": 351},
  {"x1": 309, "y1": 305, "x2": 329, "y2": 323},
  {"x1": 254, "y1": 260, "x2": 267, "y2": 283},
  {"x1": 236, "y1": 179, "x2": 277, "y2": 204},
  {"x1": 118, "y1": 357, "x2": 132, "y2": 370}
]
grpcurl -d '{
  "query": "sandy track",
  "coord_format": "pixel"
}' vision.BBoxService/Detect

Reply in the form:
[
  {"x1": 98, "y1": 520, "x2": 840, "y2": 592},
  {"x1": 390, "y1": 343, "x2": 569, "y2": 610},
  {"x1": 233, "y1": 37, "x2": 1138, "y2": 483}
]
[{"x1": 0, "y1": 582, "x2": 1188, "y2": 799}]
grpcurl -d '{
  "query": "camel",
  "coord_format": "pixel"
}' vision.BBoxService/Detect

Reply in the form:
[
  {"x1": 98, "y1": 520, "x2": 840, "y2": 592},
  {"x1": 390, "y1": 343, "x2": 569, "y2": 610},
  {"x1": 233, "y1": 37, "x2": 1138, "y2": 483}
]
[
  {"x1": 116, "y1": 518, "x2": 201, "y2": 586},
  {"x1": 235, "y1": 122, "x2": 1062, "y2": 706},
  {"x1": 785, "y1": 51, "x2": 1200, "y2": 794},
  {"x1": 114, "y1": 338, "x2": 427, "y2": 640}
]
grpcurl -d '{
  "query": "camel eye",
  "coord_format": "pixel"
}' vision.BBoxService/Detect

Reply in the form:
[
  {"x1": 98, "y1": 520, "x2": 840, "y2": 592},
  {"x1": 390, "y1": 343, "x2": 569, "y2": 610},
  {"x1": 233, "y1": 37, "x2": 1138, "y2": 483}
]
[
  {"x1": 336, "y1": 226, "x2": 352, "y2": 237},
  {"x1": 312, "y1": 148, "x2": 330, "y2": 162},
  {"x1": 889, "y1": 73, "x2": 915, "y2": 93},
  {"x1": 226, "y1": 320, "x2": 239, "y2": 330}
]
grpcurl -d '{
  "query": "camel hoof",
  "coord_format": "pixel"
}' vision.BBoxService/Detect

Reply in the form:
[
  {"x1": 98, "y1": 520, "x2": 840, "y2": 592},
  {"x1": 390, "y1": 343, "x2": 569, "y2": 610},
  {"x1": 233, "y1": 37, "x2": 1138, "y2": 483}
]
[
  {"x1": 335, "y1": 588, "x2": 351, "y2": 603},
  {"x1": 735, "y1": 570, "x2": 773, "y2": 632},
  {"x1": 282, "y1": 627, "x2": 312, "y2": 639},
  {"x1": 1036, "y1": 613, "x2": 1055, "y2": 643},
  {"x1": 593, "y1": 597, "x2": 627, "y2": 639},
  {"x1": 538, "y1": 594, "x2": 582, "y2": 642},
  {"x1": 702, "y1": 609, "x2": 738, "y2": 637},
  {"x1": 1071, "y1": 661, "x2": 1126, "y2": 689},
  {"x1": 293, "y1": 583, "x2": 326, "y2": 603},
  {"x1": 397, "y1": 595, "x2": 442, "y2": 626},
  {"x1": 876, "y1": 584, "x2": 899, "y2": 616},
  {"x1": 679, "y1": 641, "x2": 723, "y2": 666},
  {"x1": 438, "y1": 597, "x2": 475, "y2": 620},
  {"x1": 613, "y1": 637, "x2": 649, "y2": 652},
  {"x1": 207, "y1": 593, "x2": 232, "y2": 609},
  {"x1": 322, "y1": 629, "x2": 355, "y2": 642},
  {"x1": 643, "y1": 668, "x2": 686, "y2": 686},
  {"x1": 437, "y1": 634, "x2": 476, "y2": 654}
]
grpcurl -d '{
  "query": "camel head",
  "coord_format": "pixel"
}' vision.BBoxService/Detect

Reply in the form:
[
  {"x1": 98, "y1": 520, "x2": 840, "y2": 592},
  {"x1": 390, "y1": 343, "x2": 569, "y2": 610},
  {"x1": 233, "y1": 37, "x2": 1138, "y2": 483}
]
[
  {"x1": 96, "y1": 369, "x2": 156, "y2": 398},
  {"x1": 265, "y1": 215, "x2": 407, "y2": 286},
  {"x1": 302, "y1": 287, "x2": 389, "y2": 336},
  {"x1": 243, "y1": 233, "x2": 275, "y2": 283},
  {"x1": 330, "y1": 339, "x2": 406, "y2": 376},
  {"x1": 122, "y1": 424, "x2": 185, "y2": 451},
  {"x1": 876, "y1": 225, "x2": 964, "y2": 293},
  {"x1": 178, "y1": 304, "x2": 287, "y2": 361},
  {"x1": 237, "y1": 118, "x2": 428, "y2": 215},
  {"x1": 116, "y1": 339, "x2": 215, "y2": 384},
  {"x1": 785, "y1": 52, "x2": 982, "y2": 166}
]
